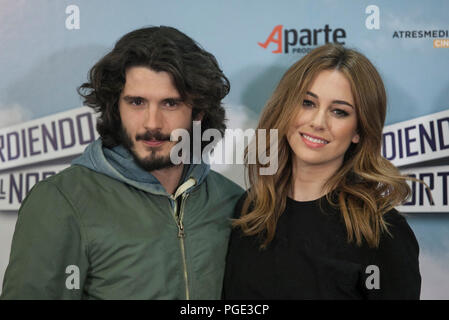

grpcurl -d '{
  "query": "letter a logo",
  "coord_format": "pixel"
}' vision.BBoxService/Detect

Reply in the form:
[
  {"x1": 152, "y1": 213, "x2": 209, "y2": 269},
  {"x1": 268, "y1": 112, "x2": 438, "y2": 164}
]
[
  {"x1": 365, "y1": 5, "x2": 380, "y2": 30},
  {"x1": 258, "y1": 25, "x2": 283, "y2": 53},
  {"x1": 65, "y1": 5, "x2": 80, "y2": 30},
  {"x1": 65, "y1": 265, "x2": 80, "y2": 290},
  {"x1": 365, "y1": 265, "x2": 380, "y2": 290}
]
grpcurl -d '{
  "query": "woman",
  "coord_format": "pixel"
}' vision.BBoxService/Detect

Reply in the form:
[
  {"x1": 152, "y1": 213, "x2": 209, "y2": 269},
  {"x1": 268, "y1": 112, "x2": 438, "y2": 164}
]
[{"x1": 223, "y1": 43, "x2": 421, "y2": 299}]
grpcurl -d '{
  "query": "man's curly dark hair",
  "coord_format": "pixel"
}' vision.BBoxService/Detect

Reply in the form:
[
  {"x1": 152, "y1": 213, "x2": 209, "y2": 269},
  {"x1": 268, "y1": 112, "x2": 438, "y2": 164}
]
[{"x1": 78, "y1": 26, "x2": 230, "y2": 148}]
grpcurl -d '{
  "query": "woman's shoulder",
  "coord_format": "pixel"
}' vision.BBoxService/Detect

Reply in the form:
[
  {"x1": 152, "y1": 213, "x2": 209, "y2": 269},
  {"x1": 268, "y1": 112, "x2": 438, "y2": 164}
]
[
  {"x1": 382, "y1": 208, "x2": 412, "y2": 233},
  {"x1": 380, "y1": 208, "x2": 419, "y2": 253},
  {"x1": 383, "y1": 208, "x2": 407, "y2": 225}
]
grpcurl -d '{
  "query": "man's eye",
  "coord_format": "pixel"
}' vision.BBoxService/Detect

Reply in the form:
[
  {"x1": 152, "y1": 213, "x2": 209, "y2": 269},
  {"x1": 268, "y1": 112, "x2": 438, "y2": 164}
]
[
  {"x1": 164, "y1": 99, "x2": 179, "y2": 108},
  {"x1": 132, "y1": 98, "x2": 144, "y2": 106},
  {"x1": 302, "y1": 99, "x2": 314, "y2": 107}
]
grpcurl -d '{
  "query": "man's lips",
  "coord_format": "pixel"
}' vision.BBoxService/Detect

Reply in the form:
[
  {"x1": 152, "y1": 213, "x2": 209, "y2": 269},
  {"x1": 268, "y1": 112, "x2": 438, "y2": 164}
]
[
  {"x1": 136, "y1": 131, "x2": 171, "y2": 147},
  {"x1": 141, "y1": 140, "x2": 166, "y2": 147}
]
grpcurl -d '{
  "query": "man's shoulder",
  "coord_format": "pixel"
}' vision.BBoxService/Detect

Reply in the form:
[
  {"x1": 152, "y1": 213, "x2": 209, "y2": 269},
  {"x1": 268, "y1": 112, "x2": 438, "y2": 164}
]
[
  {"x1": 39, "y1": 164, "x2": 125, "y2": 199},
  {"x1": 45, "y1": 164, "x2": 114, "y2": 185},
  {"x1": 17, "y1": 165, "x2": 110, "y2": 220}
]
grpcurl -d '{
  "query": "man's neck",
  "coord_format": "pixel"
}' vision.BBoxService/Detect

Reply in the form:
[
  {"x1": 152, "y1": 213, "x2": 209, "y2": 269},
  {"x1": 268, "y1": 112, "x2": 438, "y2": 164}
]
[{"x1": 150, "y1": 164, "x2": 185, "y2": 195}]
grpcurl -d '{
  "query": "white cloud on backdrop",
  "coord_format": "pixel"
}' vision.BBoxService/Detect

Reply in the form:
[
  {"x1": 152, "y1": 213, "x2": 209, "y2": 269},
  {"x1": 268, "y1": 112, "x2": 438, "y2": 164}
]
[
  {"x1": 0, "y1": 103, "x2": 31, "y2": 129},
  {"x1": 420, "y1": 250, "x2": 449, "y2": 299}
]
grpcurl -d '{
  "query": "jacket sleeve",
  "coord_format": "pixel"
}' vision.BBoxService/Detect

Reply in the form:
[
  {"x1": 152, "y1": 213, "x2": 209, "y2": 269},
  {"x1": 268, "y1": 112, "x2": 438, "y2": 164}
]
[
  {"x1": 1, "y1": 181, "x2": 89, "y2": 300},
  {"x1": 364, "y1": 211, "x2": 421, "y2": 300}
]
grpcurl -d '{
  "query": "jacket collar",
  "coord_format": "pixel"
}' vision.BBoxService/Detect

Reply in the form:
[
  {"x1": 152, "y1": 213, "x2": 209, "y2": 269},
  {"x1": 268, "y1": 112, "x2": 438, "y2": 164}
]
[{"x1": 72, "y1": 139, "x2": 210, "y2": 197}]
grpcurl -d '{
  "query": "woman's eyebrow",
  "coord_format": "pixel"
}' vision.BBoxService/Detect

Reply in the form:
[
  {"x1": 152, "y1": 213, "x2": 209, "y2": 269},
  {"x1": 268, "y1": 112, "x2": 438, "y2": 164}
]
[{"x1": 306, "y1": 91, "x2": 354, "y2": 108}]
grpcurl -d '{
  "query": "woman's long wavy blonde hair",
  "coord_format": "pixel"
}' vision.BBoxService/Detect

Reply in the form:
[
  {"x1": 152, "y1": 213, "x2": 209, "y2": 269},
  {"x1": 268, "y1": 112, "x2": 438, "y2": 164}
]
[{"x1": 234, "y1": 43, "x2": 413, "y2": 249}]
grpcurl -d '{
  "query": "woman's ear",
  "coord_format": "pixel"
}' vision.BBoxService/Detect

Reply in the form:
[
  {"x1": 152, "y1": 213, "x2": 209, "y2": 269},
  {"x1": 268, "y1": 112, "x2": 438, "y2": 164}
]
[{"x1": 352, "y1": 132, "x2": 360, "y2": 144}]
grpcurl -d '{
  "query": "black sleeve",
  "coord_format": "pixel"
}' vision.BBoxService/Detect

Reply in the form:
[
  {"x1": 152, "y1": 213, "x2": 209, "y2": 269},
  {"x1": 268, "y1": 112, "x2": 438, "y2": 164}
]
[
  {"x1": 232, "y1": 191, "x2": 249, "y2": 219},
  {"x1": 364, "y1": 210, "x2": 421, "y2": 300},
  {"x1": 222, "y1": 192, "x2": 249, "y2": 299}
]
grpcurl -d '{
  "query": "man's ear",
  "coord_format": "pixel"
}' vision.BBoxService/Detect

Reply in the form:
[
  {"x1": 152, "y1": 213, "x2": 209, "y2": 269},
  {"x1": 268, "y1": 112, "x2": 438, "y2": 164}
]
[{"x1": 194, "y1": 111, "x2": 205, "y2": 121}]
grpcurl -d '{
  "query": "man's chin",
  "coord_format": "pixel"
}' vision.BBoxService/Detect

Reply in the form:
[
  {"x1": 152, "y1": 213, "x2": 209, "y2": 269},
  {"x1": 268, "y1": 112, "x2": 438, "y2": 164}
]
[
  {"x1": 139, "y1": 160, "x2": 175, "y2": 172},
  {"x1": 132, "y1": 151, "x2": 176, "y2": 172},
  {"x1": 123, "y1": 138, "x2": 178, "y2": 172}
]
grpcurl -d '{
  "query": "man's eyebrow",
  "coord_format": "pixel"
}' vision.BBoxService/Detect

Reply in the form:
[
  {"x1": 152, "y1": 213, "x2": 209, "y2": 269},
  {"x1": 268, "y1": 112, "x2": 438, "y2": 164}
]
[
  {"x1": 122, "y1": 95, "x2": 148, "y2": 102},
  {"x1": 162, "y1": 97, "x2": 183, "y2": 102},
  {"x1": 122, "y1": 96, "x2": 184, "y2": 102},
  {"x1": 306, "y1": 91, "x2": 354, "y2": 108}
]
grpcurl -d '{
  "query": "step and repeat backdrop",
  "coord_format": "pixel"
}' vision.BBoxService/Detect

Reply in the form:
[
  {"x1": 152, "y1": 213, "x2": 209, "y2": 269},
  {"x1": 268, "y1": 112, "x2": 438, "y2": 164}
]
[{"x1": 0, "y1": 0, "x2": 448, "y2": 298}]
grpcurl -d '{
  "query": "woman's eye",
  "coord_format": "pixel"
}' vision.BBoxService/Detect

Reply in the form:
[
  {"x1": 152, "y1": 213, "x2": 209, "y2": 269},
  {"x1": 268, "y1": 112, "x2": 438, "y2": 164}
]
[
  {"x1": 302, "y1": 99, "x2": 314, "y2": 107},
  {"x1": 333, "y1": 109, "x2": 349, "y2": 117}
]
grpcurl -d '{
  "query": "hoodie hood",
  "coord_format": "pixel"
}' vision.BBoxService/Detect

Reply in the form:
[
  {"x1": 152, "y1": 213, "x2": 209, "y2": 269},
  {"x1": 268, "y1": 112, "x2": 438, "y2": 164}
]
[{"x1": 71, "y1": 139, "x2": 210, "y2": 197}]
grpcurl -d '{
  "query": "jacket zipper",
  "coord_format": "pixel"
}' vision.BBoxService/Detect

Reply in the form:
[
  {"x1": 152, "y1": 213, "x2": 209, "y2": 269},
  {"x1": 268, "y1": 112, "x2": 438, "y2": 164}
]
[
  {"x1": 170, "y1": 178, "x2": 196, "y2": 300},
  {"x1": 178, "y1": 193, "x2": 189, "y2": 299}
]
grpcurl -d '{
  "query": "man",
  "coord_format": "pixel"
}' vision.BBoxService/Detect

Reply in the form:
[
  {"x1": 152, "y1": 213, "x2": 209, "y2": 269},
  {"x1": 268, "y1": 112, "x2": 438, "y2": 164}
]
[{"x1": 1, "y1": 26, "x2": 243, "y2": 299}]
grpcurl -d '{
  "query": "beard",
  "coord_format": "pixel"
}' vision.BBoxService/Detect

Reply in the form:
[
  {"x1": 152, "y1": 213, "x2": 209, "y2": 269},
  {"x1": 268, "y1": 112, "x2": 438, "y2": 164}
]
[
  {"x1": 119, "y1": 126, "x2": 176, "y2": 172},
  {"x1": 118, "y1": 124, "x2": 194, "y2": 172}
]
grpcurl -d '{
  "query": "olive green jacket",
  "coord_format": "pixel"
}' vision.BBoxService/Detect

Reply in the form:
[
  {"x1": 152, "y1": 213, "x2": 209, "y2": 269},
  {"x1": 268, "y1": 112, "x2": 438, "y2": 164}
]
[{"x1": 1, "y1": 141, "x2": 243, "y2": 299}]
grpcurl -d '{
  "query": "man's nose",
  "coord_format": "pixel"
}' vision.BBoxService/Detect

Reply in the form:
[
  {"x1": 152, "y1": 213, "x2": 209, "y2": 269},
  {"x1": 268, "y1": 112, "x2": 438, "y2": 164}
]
[{"x1": 143, "y1": 106, "x2": 162, "y2": 130}]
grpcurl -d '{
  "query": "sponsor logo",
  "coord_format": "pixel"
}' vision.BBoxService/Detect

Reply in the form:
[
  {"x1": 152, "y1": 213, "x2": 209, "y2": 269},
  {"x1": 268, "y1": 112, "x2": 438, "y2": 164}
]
[
  {"x1": 434, "y1": 39, "x2": 449, "y2": 48},
  {"x1": 258, "y1": 24, "x2": 347, "y2": 54},
  {"x1": 393, "y1": 29, "x2": 449, "y2": 39},
  {"x1": 393, "y1": 29, "x2": 449, "y2": 48}
]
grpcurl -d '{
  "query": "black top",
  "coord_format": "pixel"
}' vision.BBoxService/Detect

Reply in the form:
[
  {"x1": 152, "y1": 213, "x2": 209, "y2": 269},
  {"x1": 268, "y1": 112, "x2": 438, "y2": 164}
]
[{"x1": 223, "y1": 194, "x2": 421, "y2": 300}]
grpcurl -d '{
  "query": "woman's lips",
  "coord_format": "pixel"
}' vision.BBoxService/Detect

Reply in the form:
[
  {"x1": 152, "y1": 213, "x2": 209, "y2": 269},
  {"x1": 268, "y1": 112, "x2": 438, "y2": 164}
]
[{"x1": 300, "y1": 133, "x2": 329, "y2": 148}]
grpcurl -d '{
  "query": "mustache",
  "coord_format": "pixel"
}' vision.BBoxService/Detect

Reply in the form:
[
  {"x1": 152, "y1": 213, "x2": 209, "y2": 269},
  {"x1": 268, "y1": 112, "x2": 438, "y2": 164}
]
[{"x1": 136, "y1": 130, "x2": 171, "y2": 141}]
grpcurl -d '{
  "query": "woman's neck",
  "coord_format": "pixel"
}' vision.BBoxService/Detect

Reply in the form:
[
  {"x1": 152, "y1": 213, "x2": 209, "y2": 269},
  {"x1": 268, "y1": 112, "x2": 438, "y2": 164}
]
[{"x1": 289, "y1": 160, "x2": 341, "y2": 202}]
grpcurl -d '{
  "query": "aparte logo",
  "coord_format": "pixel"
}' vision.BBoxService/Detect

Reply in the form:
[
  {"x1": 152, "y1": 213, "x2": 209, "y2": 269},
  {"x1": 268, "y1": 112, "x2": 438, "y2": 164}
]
[{"x1": 258, "y1": 24, "x2": 347, "y2": 54}]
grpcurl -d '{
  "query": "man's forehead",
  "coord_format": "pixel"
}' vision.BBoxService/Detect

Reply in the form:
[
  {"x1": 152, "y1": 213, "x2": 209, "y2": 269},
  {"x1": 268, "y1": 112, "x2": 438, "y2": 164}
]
[{"x1": 122, "y1": 67, "x2": 181, "y2": 98}]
